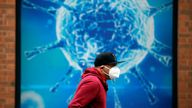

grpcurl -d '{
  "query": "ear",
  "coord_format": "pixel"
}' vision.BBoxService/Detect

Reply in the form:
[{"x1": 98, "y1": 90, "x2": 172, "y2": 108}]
[{"x1": 100, "y1": 65, "x2": 104, "y2": 69}]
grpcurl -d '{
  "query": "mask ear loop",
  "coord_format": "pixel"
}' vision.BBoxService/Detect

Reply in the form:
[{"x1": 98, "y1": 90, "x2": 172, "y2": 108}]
[
  {"x1": 103, "y1": 71, "x2": 110, "y2": 77},
  {"x1": 100, "y1": 65, "x2": 110, "y2": 77}
]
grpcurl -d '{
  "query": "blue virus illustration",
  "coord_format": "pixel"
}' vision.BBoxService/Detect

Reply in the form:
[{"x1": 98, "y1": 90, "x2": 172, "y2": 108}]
[
  {"x1": 22, "y1": 0, "x2": 172, "y2": 107},
  {"x1": 21, "y1": 91, "x2": 44, "y2": 108}
]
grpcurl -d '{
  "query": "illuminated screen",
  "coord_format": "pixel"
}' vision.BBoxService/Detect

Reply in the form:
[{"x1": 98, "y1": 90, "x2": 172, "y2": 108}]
[{"x1": 19, "y1": 0, "x2": 177, "y2": 108}]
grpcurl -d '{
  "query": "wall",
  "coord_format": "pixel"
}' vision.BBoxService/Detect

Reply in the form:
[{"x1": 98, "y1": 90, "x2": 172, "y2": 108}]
[
  {"x1": 0, "y1": 0, "x2": 15, "y2": 108},
  {"x1": 0, "y1": 0, "x2": 191, "y2": 108},
  {"x1": 178, "y1": 0, "x2": 192, "y2": 108}
]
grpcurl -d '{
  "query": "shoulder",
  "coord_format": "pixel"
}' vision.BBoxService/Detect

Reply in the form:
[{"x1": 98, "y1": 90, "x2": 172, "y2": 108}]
[{"x1": 81, "y1": 76, "x2": 101, "y2": 86}]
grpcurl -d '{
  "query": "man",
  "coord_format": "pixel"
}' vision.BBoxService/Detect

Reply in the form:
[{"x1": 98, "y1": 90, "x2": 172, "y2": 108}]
[{"x1": 68, "y1": 52, "x2": 124, "y2": 108}]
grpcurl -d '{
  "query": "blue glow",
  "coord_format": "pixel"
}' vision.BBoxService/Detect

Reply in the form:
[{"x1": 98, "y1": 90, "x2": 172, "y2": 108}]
[{"x1": 21, "y1": 0, "x2": 173, "y2": 108}]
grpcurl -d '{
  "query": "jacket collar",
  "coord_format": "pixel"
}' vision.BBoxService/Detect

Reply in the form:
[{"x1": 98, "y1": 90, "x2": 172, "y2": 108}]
[{"x1": 82, "y1": 67, "x2": 108, "y2": 91}]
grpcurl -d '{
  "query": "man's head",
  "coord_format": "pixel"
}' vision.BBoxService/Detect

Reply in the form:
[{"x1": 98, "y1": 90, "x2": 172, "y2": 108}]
[{"x1": 94, "y1": 52, "x2": 124, "y2": 79}]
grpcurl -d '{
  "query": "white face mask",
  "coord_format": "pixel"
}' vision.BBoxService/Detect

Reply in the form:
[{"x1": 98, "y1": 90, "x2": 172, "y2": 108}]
[{"x1": 103, "y1": 66, "x2": 121, "y2": 79}]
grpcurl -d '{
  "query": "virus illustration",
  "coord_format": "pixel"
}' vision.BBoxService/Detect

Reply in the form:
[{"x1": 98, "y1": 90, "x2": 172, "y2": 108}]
[
  {"x1": 21, "y1": 91, "x2": 44, "y2": 108},
  {"x1": 22, "y1": 0, "x2": 172, "y2": 107}
]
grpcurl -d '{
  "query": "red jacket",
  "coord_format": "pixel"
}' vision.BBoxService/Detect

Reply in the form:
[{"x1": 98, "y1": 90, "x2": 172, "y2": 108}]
[{"x1": 68, "y1": 67, "x2": 108, "y2": 108}]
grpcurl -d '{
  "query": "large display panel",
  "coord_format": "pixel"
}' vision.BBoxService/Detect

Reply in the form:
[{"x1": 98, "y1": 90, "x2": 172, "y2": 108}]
[{"x1": 17, "y1": 0, "x2": 178, "y2": 108}]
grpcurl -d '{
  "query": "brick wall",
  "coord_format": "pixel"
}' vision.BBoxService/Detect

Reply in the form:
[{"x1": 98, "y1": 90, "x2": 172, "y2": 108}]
[
  {"x1": 0, "y1": 0, "x2": 191, "y2": 108},
  {"x1": 178, "y1": 0, "x2": 192, "y2": 108},
  {"x1": 0, "y1": 0, "x2": 15, "y2": 108}
]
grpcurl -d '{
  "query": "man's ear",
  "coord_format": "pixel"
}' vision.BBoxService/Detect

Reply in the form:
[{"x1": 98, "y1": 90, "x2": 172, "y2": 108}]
[{"x1": 100, "y1": 65, "x2": 104, "y2": 69}]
